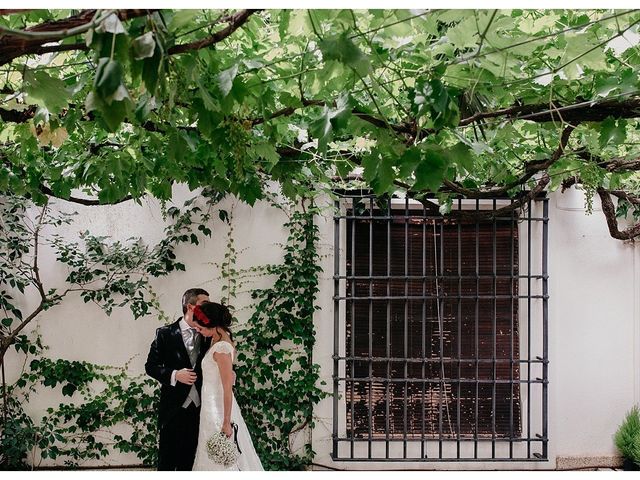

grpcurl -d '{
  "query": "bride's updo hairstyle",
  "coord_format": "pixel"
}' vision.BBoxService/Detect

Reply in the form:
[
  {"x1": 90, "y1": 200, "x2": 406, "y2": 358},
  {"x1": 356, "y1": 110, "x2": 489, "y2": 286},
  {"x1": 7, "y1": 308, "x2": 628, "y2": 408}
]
[{"x1": 193, "y1": 301, "x2": 234, "y2": 340}]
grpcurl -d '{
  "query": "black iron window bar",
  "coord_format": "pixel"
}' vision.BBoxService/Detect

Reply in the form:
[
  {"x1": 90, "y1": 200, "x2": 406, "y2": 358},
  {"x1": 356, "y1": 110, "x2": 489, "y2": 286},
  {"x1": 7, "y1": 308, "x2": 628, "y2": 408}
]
[{"x1": 332, "y1": 193, "x2": 549, "y2": 462}]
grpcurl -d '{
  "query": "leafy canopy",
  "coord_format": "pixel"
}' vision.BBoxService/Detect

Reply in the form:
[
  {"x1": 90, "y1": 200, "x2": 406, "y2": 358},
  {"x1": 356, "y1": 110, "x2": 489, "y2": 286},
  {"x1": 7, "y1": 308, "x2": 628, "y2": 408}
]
[{"x1": 1, "y1": 9, "x2": 640, "y2": 239}]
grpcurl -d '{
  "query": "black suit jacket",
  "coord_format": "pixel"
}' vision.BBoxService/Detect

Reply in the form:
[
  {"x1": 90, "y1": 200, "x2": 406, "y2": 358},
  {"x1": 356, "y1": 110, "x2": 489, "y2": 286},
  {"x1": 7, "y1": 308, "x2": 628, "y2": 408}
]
[{"x1": 145, "y1": 319, "x2": 211, "y2": 428}]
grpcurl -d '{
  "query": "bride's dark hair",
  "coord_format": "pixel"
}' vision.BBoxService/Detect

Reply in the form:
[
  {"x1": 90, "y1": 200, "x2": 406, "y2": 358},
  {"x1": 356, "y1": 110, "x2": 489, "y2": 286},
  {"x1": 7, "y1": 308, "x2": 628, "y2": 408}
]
[{"x1": 193, "y1": 301, "x2": 234, "y2": 341}]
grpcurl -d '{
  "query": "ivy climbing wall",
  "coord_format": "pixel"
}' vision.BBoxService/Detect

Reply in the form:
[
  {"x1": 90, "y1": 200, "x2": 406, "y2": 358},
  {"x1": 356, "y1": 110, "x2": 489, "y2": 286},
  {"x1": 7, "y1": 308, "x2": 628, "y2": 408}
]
[{"x1": 1, "y1": 185, "x2": 326, "y2": 470}]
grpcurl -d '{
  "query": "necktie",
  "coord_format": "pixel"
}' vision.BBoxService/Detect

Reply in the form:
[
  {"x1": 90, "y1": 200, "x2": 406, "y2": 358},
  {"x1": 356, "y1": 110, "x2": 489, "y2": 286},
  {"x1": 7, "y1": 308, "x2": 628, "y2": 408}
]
[
  {"x1": 186, "y1": 328, "x2": 198, "y2": 366},
  {"x1": 183, "y1": 328, "x2": 201, "y2": 408}
]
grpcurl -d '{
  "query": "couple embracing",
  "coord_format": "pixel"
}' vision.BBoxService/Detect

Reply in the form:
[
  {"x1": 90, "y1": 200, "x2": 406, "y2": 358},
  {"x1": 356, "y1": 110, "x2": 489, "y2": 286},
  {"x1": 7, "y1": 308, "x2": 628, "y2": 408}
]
[{"x1": 145, "y1": 288, "x2": 263, "y2": 471}]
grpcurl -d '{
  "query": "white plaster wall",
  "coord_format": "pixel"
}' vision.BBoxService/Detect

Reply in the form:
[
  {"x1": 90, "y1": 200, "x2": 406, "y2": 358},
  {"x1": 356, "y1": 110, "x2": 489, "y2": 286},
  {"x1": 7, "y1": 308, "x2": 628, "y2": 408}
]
[
  {"x1": 550, "y1": 187, "x2": 639, "y2": 460},
  {"x1": 5, "y1": 184, "x2": 292, "y2": 467},
  {"x1": 6, "y1": 185, "x2": 639, "y2": 469}
]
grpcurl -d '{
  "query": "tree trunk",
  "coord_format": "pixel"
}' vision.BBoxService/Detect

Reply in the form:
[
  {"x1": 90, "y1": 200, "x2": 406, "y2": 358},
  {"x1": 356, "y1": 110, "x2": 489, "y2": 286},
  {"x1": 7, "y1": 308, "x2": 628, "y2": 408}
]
[{"x1": 1, "y1": 346, "x2": 8, "y2": 426}]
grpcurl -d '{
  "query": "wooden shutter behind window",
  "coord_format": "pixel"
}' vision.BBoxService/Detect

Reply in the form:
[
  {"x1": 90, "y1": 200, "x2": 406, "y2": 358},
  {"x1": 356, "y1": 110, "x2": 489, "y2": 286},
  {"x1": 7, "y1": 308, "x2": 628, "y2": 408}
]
[{"x1": 345, "y1": 214, "x2": 520, "y2": 438}]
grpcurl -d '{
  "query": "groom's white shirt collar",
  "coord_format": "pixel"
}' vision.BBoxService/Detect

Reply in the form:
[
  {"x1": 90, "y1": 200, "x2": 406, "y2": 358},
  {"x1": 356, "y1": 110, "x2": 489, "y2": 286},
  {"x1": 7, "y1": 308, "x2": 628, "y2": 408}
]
[{"x1": 179, "y1": 318, "x2": 191, "y2": 332}]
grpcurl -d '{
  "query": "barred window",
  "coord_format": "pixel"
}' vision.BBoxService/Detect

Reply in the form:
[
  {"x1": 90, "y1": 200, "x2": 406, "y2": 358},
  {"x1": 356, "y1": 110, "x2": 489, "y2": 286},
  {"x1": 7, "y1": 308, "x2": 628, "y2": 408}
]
[{"x1": 332, "y1": 195, "x2": 548, "y2": 462}]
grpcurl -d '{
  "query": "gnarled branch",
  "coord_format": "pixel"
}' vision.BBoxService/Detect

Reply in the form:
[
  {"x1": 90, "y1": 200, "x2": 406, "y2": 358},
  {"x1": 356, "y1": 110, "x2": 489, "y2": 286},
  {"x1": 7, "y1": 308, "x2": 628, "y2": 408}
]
[
  {"x1": 459, "y1": 97, "x2": 640, "y2": 127},
  {"x1": 38, "y1": 185, "x2": 133, "y2": 206},
  {"x1": 610, "y1": 190, "x2": 640, "y2": 205},
  {"x1": 597, "y1": 187, "x2": 640, "y2": 241},
  {"x1": 167, "y1": 9, "x2": 259, "y2": 55},
  {"x1": 0, "y1": 9, "x2": 257, "y2": 66},
  {"x1": 0, "y1": 10, "x2": 153, "y2": 66},
  {"x1": 443, "y1": 123, "x2": 578, "y2": 199},
  {"x1": 575, "y1": 149, "x2": 640, "y2": 172}
]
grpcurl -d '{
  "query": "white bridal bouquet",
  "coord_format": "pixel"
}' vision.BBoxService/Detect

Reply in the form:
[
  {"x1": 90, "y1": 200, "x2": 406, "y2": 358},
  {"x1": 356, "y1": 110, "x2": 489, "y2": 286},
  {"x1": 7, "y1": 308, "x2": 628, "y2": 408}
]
[{"x1": 206, "y1": 429, "x2": 240, "y2": 467}]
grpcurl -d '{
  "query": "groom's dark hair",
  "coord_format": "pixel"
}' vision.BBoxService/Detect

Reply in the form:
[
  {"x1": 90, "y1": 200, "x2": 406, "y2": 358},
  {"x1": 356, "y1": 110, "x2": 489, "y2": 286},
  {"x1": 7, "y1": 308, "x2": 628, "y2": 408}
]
[{"x1": 182, "y1": 288, "x2": 210, "y2": 314}]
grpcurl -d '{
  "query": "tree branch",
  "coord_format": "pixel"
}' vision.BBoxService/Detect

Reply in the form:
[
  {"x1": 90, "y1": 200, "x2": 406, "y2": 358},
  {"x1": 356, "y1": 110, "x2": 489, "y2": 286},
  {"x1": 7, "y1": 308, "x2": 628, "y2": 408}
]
[
  {"x1": 0, "y1": 105, "x2": 37, "y2": 123},
  {"x1": 459, "y1": 97, "x2": 640, "y2": 127},
  {"x1": 609, "y1": 190, "x2": 640, "y2": 205},
  {"x1": 574, "y1": 149, "x2": 640, "y2": 172},
  {"x1": 443, "y1": 123, "x2": 578, "y2": 199},
  {"x1": 167, "y1": 9, "x2": 260, "y2": 55},
  {"x1": 474, "y1": 10, "x2": 498, "y2": 59},
  {"x1": 597, "y1": 187, "x2": 640, "y2": 240},
  {"x1": 38, "y1": 185, "x2": 133, "y2": 206},
  {"x1": 2, "y1": 153, "x2": 134, "y2": 206},
  {"x1": 251, "y1": 98, "x2": 324, "y2": 126},
  {"x1": 2, "y1": 204, "x2": 49, "y2": 358},
  {"x1": 434, "y1": 124, "x2": 578, "y2": 217},
  {"x1": 31, "y1": 202, "x2": 47, "y2": 300},
  {"x1": 0, "y1": 10, "x2": 154, "y2": 66},
  {"x1": 0, "y1": 8, "x2": 254, "y2": 66},
  {"x1": 0, "y1": 9, "x2": 115, "y2": 40},
  {"x1": 250, "y1": 97, "x2": 411, "y2": 136},
  {"x1": 561, "y1": 150, "x2": 640, "y2": 193},
  {"x1": 0, "y1": 10, "x2": 35, "y2": 15}
]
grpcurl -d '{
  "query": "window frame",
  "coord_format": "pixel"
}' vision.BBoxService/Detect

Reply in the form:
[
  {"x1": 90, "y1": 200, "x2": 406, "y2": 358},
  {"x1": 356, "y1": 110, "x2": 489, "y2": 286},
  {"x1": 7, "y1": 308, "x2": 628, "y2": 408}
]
[{"x1": 332, "y1": 193, "x2": 549, "y2": 462}]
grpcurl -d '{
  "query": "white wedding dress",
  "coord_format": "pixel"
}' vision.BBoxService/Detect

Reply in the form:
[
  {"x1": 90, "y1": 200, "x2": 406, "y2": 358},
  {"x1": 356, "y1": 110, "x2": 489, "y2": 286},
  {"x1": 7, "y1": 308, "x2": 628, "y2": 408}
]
[{"x1": 192, "y1": 340, "x2": 264, "y2": 471}]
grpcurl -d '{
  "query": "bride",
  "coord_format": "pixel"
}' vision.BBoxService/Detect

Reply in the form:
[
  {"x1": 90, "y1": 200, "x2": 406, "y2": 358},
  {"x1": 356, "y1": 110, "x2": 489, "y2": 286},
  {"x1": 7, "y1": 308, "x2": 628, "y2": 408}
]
[{"x1": 190, "y1": 301, "x2": 264, "y2": 471}]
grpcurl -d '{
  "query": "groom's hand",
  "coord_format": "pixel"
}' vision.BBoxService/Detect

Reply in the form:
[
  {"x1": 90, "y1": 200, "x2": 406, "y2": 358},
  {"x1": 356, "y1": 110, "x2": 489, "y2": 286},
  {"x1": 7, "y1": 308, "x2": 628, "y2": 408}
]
[{"x1": 176, "y1": 368, "x2": 197, "y2": 385}]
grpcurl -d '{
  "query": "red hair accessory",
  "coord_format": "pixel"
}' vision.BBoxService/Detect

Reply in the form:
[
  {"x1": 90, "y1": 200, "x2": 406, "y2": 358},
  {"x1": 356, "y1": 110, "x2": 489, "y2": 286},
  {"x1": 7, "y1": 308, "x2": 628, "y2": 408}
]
[{"x1": 193, "y1": 305, "x2": 210, "y2": 325}]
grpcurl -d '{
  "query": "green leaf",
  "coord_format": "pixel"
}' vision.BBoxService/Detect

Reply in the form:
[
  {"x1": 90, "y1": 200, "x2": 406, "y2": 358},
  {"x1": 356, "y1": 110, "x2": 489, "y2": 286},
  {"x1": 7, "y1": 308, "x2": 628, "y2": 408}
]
[
  {"x1": 197, "y1": 78, "x2": 218, "y2": 112},
  {"x1": 319, "y1": 31, "x2": 370, "y2": 77},
  {"x1": 547, "y1": 157, "x2": 583, "y2": 190},
  {"x1": 252, "y1": 142, "x2": 280, "y2": 171},
  {"x1": 169, "y1": 10, "x2": 199, "y2": 31},
  {"x1": 609, "y1": 172, "x2": 623, "y2": 191},
  {"x1": 373, "y1": 157, "x2": 395, "y2": 194},
  {"x1": 288, "y1": 10, "x2": 310, "y2": 36},
  {"x1": 94, "y1": 58, "x2": 123, "y2": 99},
  {"x1": 135, "y1": 95, "x2": 155, "y2": 123},
  {"x1": 99, "y1": 99, "x2": 129, "y2": 132},
  {"x1": 167, "y1": 128, "x2": 188, "y2": 163},
  {"x1": 278, "y1": 92, "x2": 303, "y2": 109},
  {"x1": 242, "y1": 58, "x2": 264, "y2": 70},
  {"x1": 236, "y1": 175, "x2": 263, "y2": 205},
  {"x1": 517, "y1": 12, "x2": 560, "y2": 34},
  {"x1": 84, "y1": 91, "x2": 100, "y2": 113},
  {"x1": 560, "y1": 34, "x2": 608, "y2": 80},
  {"x1": 142, "y1": 47, "x2": 162, "y2": 95},
  {"x1": 61, "y1": 383, "x2": 77, "y2": 397},
  {"x1": 448, "y1": 142, "x2": 474, "y2": 173},
  {"x1": 409, "y1": 78, "x2": 459, "y2": 128},
  {"x1": 446, "y1": 16, "x2": 478, "y2": 49},
  {"x1": 309, "y1": 94, "x2": 352, "y2": 154},
  {"x1": 413, "y1": 147, "x2": 449, "y2": 192},
  {"x1": 594, "y1": 75, "x2": 620, "y2": 98},
  {"x1": 397, "y1": 147, "x2": 422, "y2": 178},
  {"x1": 599, "y1": 117, "x2": 627, "y2": 148},
  {"x1": 332, "y1": 93, "x2": 352, "y2": 130},
  {"x1": 361, "y1": 151, "x2": 395, "y2": 194},
  {"x1": 23, "y1": 70, "x2": 70, "y2": 113},
  {"x1": 51, "y1": 179, "x2": 72, "y2": 199},
  {"x1": 217, "y1": 64, "x2": 239, "y2": 98},
  {"x1": 279, "y1": 9, "x2": 291, "y2": 40},
  {"x1": 310, "y1": 106, "x2": 333, "y2": 154}
]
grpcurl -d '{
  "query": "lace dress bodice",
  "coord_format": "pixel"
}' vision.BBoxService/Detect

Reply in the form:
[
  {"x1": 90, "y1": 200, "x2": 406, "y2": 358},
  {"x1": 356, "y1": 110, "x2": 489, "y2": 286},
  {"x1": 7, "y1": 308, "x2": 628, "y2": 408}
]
[{"x1": 199, "y1": 340, "x2": 235, "y2": 429}]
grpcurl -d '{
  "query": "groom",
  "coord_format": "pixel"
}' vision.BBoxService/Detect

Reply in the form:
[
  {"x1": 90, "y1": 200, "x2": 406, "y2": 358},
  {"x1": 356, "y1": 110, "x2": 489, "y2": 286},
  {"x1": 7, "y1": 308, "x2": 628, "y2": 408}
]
[{"x1": 145, "y1": 288, "x2": 211, "y2": 471}]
